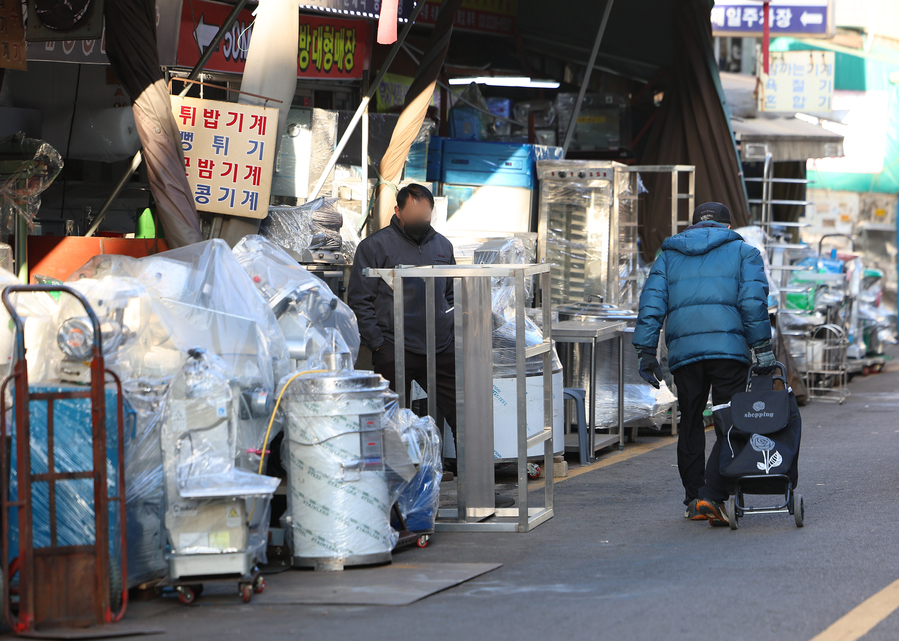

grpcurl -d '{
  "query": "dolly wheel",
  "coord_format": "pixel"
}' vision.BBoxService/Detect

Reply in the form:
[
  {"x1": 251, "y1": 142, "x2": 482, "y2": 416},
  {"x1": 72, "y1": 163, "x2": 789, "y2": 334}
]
[
  {"x1": 253, "y1": 577, "x2": 266, "y2": 594},
  {"x1": 416, "y1": 535, "x2": 430, "y2": 549},
  {"x1": 241, "y1": 584, "x2": 253, "y2": 603},
  {"x1": 527, "y1": 463, "x2": 541, "y2": 480},
  {"x1": 177, "y1": 586, "x2": 196, "y2": 605}
]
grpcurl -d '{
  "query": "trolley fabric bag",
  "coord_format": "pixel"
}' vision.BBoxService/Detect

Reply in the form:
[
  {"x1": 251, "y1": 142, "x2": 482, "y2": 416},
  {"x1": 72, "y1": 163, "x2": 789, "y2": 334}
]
[{"x1": 717, "y1": 370, "x2": 801, "y2": 488}]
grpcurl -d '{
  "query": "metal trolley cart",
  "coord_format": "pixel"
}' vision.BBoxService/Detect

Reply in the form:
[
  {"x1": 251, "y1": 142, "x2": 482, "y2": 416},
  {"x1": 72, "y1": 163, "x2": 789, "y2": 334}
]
[{"x1": 0, "y1": 285, "x2": 128, "y2": 633}]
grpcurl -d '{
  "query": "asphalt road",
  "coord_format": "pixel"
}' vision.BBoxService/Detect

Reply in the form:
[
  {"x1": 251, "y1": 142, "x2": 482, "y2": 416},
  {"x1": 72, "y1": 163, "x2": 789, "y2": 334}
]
[{"x1": 6, "y1": 350, "x2": 899, "y2": 641}]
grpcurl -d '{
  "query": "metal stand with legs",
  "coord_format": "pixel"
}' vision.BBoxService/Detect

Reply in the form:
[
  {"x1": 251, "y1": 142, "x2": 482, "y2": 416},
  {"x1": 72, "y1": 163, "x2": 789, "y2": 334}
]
[{"x1": 364, "y1": 264, "x2": 554, "y2": 533}]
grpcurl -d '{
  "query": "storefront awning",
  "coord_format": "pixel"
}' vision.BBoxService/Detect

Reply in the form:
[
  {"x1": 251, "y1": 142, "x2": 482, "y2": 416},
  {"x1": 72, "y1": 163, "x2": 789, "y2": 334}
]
[{"x1": 732, "y1": 116, "x2": 844, "y2": 162}]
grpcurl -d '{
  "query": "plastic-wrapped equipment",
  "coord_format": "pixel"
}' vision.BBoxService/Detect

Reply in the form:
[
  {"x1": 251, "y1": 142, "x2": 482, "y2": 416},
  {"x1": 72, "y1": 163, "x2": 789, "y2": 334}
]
[
  {"x1": 473, "y1": 238, "x2": 565, "y2": 458},
  {"x1": 279, "y1": 370, "x2": 416, "y2": 570},
  {"x1": 568, "y1": 331, "x2": 676, "y2": 429},
  {"x1": 58, "y1": 241, "x2": 291, "y2": 585},
  {"x1": 8, "y1": 385, "x2": 131, "y2": 576},
  {"x1": 736, "y1": 226, "x2": 781, "y2": 307},
  {"x1": 71, "y1": 240, "x2": 289, "y2": 394},
  {"x1": 449, "y1": 82, "x2": 490, "y2": 141},
  {"x1": 536, "y1": 161, "x2": 638, "y2": 307},
  {"x1": 395, "y1": 410, "x2": 442, "y2": 533},
  {"x1": 0, "y1": 133, "x2": 63, "y2": 232},
  {"x1": 162, "y1": 349, "x2": 277, "y2": 579},
  {"x1": 261, "y1": 197, "x2": 361, "y2": 263},
  {"x1": 232, "y1": 235, "x2": 360, "y2": 371}
]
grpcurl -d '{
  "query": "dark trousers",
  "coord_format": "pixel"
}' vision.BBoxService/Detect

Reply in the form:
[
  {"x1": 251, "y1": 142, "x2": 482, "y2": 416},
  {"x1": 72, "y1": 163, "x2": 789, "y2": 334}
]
[
  {"x1": 371, "y1": 342, "x2": 457, "y2": 444},
  {"x1": 673, "y1": 358, "x2": 749, "y2": 504}
]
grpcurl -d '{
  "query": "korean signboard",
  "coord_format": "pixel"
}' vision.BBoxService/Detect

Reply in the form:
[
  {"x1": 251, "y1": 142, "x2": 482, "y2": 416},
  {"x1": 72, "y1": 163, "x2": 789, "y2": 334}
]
[
  {"x1": 176, "y1": 0, "x2": 368, "y2": 79},
  {"x1": 0, "y1": 0, "x2": 26, "y2": 70},
  {"x1": 418, "y1": 0, "x2": 517, "y2": 36},
  {"x1": 711, "y1": 1, "x2": 835, "y2": 38},
  {"x1": 757, "y1": 50, "x2": 835, "y2": 112},
  {"x1": 171, "y1": 96, "x2": 278, "y2": 219}
]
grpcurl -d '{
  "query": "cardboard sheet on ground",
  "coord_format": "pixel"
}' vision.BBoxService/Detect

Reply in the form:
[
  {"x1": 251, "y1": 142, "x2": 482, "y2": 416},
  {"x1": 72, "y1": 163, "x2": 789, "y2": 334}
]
[{"x1": 191, "y1": 562, "x2": 502, "y2": 606}]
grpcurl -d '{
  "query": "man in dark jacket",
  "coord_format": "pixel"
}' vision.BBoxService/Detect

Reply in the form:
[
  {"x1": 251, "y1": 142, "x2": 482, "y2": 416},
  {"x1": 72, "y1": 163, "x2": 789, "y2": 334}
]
[
  {"x1": 348, "y1": 184, "x2": 457, "y2": 439},
  {"x1": 633, "y1": 202, "x2": 775, "y2": 526}
]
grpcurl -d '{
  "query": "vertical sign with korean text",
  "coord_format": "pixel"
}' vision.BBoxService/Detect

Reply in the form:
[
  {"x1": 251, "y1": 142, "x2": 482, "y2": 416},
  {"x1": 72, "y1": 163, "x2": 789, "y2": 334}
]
[
  {"x1": 171, "y1": 96, "x2": 278, "y2": 219},
  {"x1": 0, "y1": 0, "x2": 26, "y2": 70},
  {"x1": 758, "y1": 50, "x2": 835, "y2": 112}
]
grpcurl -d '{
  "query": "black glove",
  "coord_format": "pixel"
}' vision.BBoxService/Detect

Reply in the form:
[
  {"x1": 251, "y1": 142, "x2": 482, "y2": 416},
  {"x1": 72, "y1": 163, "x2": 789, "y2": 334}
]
[
  {"x1": 637, "y1": 348, "x2": 663, "y2": 389},
  {"x1": 753, "y1": 340, "x2": 776, "y2": 375}
]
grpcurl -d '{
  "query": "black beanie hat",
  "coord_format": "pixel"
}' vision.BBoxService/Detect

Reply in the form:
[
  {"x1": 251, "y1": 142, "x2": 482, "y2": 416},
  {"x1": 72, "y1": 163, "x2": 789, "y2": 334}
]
[{"x1": 692, "y1": 202, "x2": 731, "y2": 225}]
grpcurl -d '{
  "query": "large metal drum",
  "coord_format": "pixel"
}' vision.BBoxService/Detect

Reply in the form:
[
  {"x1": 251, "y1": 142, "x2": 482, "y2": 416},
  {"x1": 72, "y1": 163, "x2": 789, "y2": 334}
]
[{"x1": 283, "y1": 371, "x2": 394, "y2": 569}]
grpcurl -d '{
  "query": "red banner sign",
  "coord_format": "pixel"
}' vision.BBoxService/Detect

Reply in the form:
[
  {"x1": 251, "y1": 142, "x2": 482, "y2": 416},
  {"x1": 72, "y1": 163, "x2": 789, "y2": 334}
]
[
  {"x1": 417, "y1": 0, "x2": 517, "y2": 36},
  {"x1": 176, "y1": 0, "x2": 368, "y2": 79}
]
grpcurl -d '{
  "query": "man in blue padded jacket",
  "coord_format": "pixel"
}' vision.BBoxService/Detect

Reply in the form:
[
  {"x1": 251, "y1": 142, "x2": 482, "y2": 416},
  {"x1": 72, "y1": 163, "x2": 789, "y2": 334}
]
[{"x1": 633, "y1": 202, "x2": 775, "y2": 526}]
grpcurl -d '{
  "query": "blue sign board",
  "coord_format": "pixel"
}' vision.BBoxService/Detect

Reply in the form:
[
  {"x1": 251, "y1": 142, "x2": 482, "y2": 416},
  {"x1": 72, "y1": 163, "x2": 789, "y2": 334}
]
[{"x1": 711, "y1": 2, "x2": 834, "y2": 38}]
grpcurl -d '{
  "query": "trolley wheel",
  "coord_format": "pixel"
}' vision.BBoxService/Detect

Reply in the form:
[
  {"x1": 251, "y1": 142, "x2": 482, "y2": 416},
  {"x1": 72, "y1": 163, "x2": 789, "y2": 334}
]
[
  {"x1": 726, "y1": 496, "x2": 738, "y2": 530},
  {"x1": 253, "y1": 576, "x2": 265, "y2": 594},
  {"x1": 794, "y1": 492, "x2": 805, "y2": 528},
  {"x1": 862, "y1": 366, "x2": 871, "y2": 376},
  {"x1": 874, "y1": 363, "x2": 884, "y2": 373},
  {"x1": 527, "y1": 463, "x2": 541, "y2": 480},
  {"x1": 177, "y1": 586, "x2": 196, "y2": 606},
  {"x1": 241, "y1": 584, "x2": 253, "y2": 603},
  {"x1": 415, "y1": 535, "x2": 430, "y2": 549},
  {"x1": 109, "y1": 558, "x2": 123, "y2": 615}
]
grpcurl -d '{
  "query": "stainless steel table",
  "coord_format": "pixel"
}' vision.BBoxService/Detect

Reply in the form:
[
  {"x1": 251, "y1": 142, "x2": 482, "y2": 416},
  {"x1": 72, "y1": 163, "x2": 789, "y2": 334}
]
[{"x1": 552, "y1": 319, "x2": 627, "y2": 457}]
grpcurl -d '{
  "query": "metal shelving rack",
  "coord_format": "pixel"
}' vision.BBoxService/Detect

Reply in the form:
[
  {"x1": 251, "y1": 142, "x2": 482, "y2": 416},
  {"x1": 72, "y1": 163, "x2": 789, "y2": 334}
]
[{"x1": 364, "y1": 263, "x2": 554, "y2": 533}]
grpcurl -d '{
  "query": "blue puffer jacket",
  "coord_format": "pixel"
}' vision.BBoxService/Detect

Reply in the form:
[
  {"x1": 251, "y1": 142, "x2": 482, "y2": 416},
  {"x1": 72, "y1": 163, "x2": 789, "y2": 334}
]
[{"x1": 633, "y1": 222, "x2": 771, "y2": 371}]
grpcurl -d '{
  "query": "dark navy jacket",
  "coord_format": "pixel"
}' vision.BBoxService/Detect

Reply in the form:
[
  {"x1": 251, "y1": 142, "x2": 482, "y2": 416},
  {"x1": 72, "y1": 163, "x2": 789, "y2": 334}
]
[
  {"x1": 348, "y1": 215, "x2": 455, "y2": 355},
  {"x1": 633, "y1": 222, "x2": 771, "y2": 371}
]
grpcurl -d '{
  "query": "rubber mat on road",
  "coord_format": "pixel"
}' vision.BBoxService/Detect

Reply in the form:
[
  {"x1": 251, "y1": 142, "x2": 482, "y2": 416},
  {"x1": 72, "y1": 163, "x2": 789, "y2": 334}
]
[{"x1": 194, "y1": 562, "x2": 502, "y2": 606}]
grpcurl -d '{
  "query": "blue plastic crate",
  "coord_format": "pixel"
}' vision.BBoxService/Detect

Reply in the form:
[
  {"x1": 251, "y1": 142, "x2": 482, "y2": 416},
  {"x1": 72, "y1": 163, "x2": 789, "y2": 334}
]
[
  {"x1": 427, "y1": 136, "x2": 444, "y2": 183},
  {"x1": 441, "y1": 140, "x2": 536, "y2": 189}
]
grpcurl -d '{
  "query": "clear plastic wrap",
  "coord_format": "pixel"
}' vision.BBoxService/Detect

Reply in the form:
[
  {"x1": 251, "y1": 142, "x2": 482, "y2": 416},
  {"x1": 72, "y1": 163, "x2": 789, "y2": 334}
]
[
  {"x1": 513, "y1": 100, "x2": 556, "y2": 129},
  {"x1": 8, "y1": 385, "x2": 129, "y2": 573},
  {"x1": 0, "y1": 243, "x2": 12, "y2": 273},
  {"x1": 395, "y1": 410, "x2": 442, "y2": 533},
  {"x1": 404, "y1": 119, "x2": 434, "y2": 182},
  {"x1": 537, "y1": 161, "x2": 636, "y2": 306},
  {"x1": 162, "y1": 349, "x2": 277, "y2": 575},
  {"x1": 279, "y1": 370, "x2": 416, "y2": 568},
  {"x1": 310, "y1": 108, "x2": 339, "y2": 198},
  {"x1": 71, "y1": 240, "x2": 290, "y2": 394},
  {"x1": 473, "y1": 237, "x2": 561, "y2": 377},
  {"x1": 261, "y1": 197, "x2": 361, "y2": 263},
  {"x1": 232, "y1": 235, "x2": 361, "y2": 371},
  {"x1": 736, "y1": 226, "x2": 781, "y2": 307},
  {"x1": 121, "y1": 378, "x2": 170, "y2": 586},
  {"x1": 445, "y1": 231, "x2": 537, "y2": 265},
  {"x1": 56, "y1": 241, "x2": 291, "y2": 585},
  {"x1": 0, "y1": 133, "x2": 63, "y2": 232},
  {"x1": 449, "y1": 83, "x2": 490, "y2": 141},
  {"x1": 561, "y1": 331, "x2": 677, "y2": 429}
]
